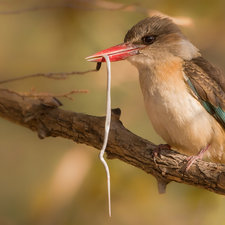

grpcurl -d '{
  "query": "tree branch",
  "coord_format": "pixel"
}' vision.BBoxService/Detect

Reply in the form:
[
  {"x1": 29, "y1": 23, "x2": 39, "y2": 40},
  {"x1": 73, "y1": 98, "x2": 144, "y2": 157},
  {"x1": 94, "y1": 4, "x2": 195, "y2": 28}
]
[{"x1": 1, "y1": 89, "x2": 225, "y2": 195}]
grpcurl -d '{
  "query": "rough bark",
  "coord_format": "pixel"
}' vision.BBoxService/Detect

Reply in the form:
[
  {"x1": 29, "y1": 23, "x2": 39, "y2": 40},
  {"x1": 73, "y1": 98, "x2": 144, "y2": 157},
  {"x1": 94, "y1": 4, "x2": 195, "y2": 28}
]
[{"x1": 1, "y1": 89, "x2": 225, "y2": 195}]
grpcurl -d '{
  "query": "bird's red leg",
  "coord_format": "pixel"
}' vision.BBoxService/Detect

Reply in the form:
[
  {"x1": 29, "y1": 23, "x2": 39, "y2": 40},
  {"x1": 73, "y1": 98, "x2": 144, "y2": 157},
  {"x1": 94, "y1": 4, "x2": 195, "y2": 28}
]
[
  {"x1": 152, "y1": 144, "x2": 171, "y2": 164},
  {"x1": 185, "y1": 144, "x2": 210, "y2": 173}
]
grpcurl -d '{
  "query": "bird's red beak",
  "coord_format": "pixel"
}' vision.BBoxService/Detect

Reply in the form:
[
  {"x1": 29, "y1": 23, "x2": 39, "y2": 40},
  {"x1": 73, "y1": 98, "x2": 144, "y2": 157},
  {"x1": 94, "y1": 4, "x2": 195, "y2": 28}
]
[{"x1": 85, "y1": 43, "x2": 145, "y2": 62}]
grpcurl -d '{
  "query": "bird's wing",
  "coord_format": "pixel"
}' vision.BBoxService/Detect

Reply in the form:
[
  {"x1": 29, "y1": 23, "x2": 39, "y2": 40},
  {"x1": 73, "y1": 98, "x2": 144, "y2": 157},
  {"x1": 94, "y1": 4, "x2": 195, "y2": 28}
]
[{"x1": 183, "y1": 56, "x2": 225, "y2": 129}]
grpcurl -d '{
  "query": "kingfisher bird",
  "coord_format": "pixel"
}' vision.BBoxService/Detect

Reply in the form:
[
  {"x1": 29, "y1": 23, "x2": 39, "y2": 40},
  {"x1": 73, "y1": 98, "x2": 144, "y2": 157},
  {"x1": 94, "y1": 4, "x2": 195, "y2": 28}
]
[{"x1": 86, "y1": 16, "x2": 225, "y2": 171}]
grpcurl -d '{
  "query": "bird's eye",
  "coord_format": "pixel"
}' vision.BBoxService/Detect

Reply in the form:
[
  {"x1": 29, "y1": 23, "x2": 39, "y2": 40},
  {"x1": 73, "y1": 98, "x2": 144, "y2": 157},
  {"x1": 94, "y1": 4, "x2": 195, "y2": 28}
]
[{"x1": 142, "y1": 35, "x2": 156, "y2": 45}]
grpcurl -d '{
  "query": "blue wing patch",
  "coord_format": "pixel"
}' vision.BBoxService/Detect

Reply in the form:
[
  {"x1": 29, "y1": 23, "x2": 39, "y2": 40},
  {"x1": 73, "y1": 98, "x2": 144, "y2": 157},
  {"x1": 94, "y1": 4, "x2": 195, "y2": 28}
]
[{"x1": 186, "y1": 78, "x2": 225, "y2": 129}]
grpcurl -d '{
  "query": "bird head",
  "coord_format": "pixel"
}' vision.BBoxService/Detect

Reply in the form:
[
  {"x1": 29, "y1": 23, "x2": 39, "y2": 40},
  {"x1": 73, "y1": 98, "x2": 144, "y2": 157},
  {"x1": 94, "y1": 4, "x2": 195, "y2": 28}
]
[{"x1": 86, "y1": 16, "x2": 199, "y2": 67}]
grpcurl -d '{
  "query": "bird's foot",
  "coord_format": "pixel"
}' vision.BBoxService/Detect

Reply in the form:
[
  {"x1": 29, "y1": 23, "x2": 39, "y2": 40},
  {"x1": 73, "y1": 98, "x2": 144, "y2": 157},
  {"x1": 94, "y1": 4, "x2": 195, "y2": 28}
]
[
  {"x1": 184, "y1": 144, "x2": 210, "y2": 173},
  {"x1": 152, "y1": 144, "x2": 171, "y2": 164}
]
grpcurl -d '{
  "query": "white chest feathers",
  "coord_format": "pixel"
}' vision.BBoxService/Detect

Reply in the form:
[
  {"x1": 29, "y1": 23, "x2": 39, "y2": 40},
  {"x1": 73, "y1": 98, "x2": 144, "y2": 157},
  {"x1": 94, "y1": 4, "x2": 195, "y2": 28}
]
[{"x1": 136, "y1": 59, "x2": 225, "y2": 162}]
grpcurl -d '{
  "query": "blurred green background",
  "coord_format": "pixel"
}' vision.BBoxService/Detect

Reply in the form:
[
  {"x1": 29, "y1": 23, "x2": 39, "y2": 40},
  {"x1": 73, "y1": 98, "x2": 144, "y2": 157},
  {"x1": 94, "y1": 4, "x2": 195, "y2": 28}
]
[{"x1": 1, "y1": 0, "x2": 225, "y2": 225}]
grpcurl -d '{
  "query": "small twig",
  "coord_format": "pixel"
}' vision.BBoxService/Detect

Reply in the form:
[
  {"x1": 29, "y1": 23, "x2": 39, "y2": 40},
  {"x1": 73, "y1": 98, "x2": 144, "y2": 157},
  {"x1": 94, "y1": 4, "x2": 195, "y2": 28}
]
[
  {"x1": 44, "y1": 90, "x2": 89, "y2": 100},
  {"x1": 0, "y1": 87, "x2": 24, "y2": 97},
  {"x1": 0, "y1": 87, "x2": 88, "y2": 101},
  {"x1": 0, "y1": 66, "x2": 101, "y2": 84},
  {"x1": 0, "y1": 3, "x2": 138, "y2": 15},
  {"x1": 20, "y1": 89, "x2": 89, "y2": 100},
  {"x1": 0, "y1": 5, "x2": 80, "y2": 14},
  {"x1": 19, "y1": 88, "x2": 89, "y2": 100},
  {"x1": 0, "y1": 2, "x2": 192, "y2": 27}
]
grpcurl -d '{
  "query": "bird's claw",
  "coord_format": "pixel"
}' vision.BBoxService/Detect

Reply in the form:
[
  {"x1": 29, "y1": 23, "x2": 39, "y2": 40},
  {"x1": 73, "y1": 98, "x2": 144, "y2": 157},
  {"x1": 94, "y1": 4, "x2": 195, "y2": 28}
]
[
  {"x1": 184, "y1": 155, "x2": 199, "y2": 173},
  {"x1": 184, "y1": 144, "x2": 210, "y2": 173}
]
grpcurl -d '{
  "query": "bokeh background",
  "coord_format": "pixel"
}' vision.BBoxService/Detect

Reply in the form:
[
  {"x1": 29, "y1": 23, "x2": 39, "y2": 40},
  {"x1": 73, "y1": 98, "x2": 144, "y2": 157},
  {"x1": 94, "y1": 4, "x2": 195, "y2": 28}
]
[{"x1": 1, "y1": 0, "x2": 225, "y2": 225}]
